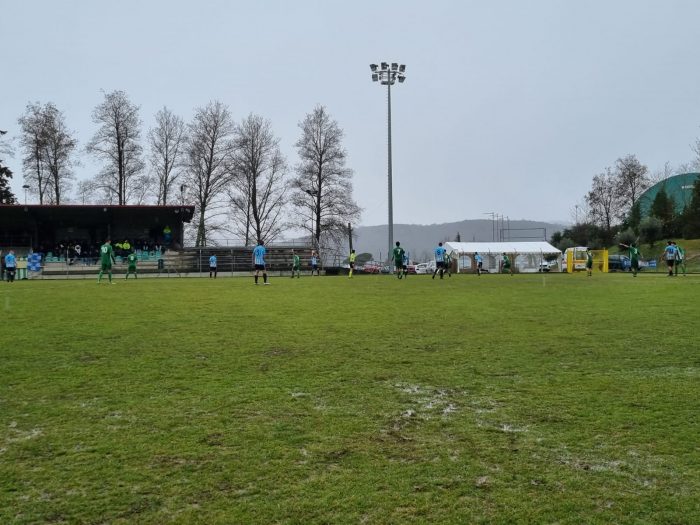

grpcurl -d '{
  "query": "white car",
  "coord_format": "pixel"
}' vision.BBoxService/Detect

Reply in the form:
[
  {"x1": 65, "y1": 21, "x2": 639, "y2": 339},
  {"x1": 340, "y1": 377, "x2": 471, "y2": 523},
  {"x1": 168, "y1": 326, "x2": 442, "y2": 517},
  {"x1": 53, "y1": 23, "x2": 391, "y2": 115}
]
[{"x1": 414, "y1": 262, "x2": 432, "y2": 274}]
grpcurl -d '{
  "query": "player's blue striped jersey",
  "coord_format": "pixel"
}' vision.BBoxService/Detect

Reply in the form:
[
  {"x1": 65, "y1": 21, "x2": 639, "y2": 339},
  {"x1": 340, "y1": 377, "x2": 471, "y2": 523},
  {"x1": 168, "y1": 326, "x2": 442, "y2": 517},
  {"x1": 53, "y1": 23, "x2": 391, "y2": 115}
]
[
  {"x1": 664, "y1": 245, "x2": 677, "y2": 260},
  {"x1": 311, "y1": 256, "x2": 318, "y2": 266},
  {"x1": 402, "y1": 253, "x2": 409, "y2": 265},
  {"x1": 253, "y1": 245, "x2": 266, "y2": 265},
  {"x1": 434, "y1": 246, "x2": 446, "y2": 262},
  {"x1": 475, "y1": 253, "x2": 482, "y2": 263},
  {"x1": 4, "y1": 253, "x2": 16, "y2": 268},
  {"x1": 209, "y1": 255, "x2": 217, "y2": 267}
]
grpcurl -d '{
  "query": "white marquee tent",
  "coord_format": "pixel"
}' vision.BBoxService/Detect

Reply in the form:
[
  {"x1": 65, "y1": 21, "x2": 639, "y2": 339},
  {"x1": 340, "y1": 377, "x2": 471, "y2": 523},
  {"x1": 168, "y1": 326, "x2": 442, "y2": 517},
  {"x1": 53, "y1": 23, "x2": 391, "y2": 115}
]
[{"x1": 444, "y1": 241, "x2": 562, "y2": 273}]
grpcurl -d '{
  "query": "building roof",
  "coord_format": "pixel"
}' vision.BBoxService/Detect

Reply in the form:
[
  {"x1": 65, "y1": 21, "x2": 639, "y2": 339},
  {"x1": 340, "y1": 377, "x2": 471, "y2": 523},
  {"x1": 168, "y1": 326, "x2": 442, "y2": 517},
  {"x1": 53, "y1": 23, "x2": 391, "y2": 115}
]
[
  {"x1": 638, "y1": 172, "x2": 699, "y2": 216},
  {"x1": 444, "y1": 241, "x2": 561, "y2": 254}
]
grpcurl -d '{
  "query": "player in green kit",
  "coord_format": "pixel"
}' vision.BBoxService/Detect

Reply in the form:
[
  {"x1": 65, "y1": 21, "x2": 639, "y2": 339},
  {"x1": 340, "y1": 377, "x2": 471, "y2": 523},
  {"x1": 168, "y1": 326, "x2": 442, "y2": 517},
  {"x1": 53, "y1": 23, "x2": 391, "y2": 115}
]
[
  {"x1": 392, "y1": 241, "x2": 406, "y2": 279},
  {"x1": 502, "y1": 253, "x2": 513, "y2": 275},
  {"x1": 586, "y1": 250, "x2": 593, "y2": 277},
  {"x1": 620, "y1": 243, "x2": 641, "y2": 276},
  {"x1": 98, "y1": 239, "x2": 116, "y2": 284},
  {"x1": 125, "y1": 251, "x2": 138, "y2": 279},
  {"x1": 674, "y1": 242, "x2": 686, "y2": 276},
  {"x1": 290, "y1": 249, "x2": 301, "y2": 278}
]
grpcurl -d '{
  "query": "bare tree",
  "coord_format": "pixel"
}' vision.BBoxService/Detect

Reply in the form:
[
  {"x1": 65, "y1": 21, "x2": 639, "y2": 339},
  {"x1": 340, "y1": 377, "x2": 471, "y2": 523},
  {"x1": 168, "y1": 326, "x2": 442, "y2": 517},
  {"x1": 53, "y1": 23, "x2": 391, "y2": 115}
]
[
  {"x1": 148, "y1": 107, "x2": 186, "y2": 204},
  {"x1": 86, "y1": 90, "x2": 145, "y2": 205},
  {"x1": 0, "y1": 129, "x2": 17, "y2": 204},
  {"x1": 75, "y1": 178, "x2": 99, "y2": 204},
  {"x1": 18, "y1": 103, "x2": 50, "y2": 203},
  {"x1": 291, "y1": 105, "x2": 361, "y2": 257},
  {"x1": 184, "y1": 101, "x2": 235, "y2": 246},
  {"x1": 39, "y1": 103, "x2": 77, "y2": 204},
  {"x1": 614, "y1": 154, "x2": 649, "y2": 213},
  {"x1": 229, "y1": 114, "x2": 288, "y2": 245},
  {"x1": 18, "y1": 102, "x2": 77, "y2": 204},
  {"x1": 586, "y1": 167, "x2": 620, "y2": 241}
]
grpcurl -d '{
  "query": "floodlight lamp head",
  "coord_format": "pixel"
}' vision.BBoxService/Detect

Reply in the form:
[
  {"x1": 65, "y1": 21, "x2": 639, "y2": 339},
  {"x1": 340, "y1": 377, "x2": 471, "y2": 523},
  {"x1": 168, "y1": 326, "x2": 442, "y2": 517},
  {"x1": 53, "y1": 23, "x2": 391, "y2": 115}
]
[
  {"x1": 371, "y1": 73, "x2": 379, "y2": 81},
  {"x1": 398, "y1": 75, "x2": 405, "y2": 83},
  {"x1": 399, "y1": 64, "x2": 406, "y2": 72},
  {"x1": 381, "y1": 62, "x2": 388, "y2": 70},
  {"x1": 370, "y1": 63, "x2": 378, "y2": 72},
  {"x1": 391, "y1": 62, "x2": 398, "y2": 70}
]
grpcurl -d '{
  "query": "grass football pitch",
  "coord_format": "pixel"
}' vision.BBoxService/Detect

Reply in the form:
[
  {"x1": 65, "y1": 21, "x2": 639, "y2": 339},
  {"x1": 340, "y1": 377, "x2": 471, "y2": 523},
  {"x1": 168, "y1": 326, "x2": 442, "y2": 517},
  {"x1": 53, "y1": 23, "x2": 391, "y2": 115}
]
[{"x1": 1, "y1": 272, "x2": 699, "y2": 524}]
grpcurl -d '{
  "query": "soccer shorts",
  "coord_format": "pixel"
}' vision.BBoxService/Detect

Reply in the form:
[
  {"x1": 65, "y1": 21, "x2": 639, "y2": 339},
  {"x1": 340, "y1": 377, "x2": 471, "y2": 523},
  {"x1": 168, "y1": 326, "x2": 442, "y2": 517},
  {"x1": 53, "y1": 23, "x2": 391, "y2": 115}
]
[{"x1": 255, "y1": 264, "x2": 265, "y2": 271}]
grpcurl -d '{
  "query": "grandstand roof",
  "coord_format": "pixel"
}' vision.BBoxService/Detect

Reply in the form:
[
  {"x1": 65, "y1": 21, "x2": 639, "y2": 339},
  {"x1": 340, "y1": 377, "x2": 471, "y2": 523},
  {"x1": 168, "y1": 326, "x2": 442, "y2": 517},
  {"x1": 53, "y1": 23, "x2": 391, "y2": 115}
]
[{"x1": 444, "y1": 241, "x2": 561, "y2": 254}]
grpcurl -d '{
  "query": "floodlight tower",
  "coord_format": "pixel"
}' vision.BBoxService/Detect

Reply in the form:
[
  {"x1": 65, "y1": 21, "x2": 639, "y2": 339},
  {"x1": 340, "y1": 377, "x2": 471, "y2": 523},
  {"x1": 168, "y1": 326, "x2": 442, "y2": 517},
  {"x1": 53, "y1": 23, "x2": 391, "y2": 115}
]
[{"x1": 370, "y1": 62, "x2": 406, "y2": 268}]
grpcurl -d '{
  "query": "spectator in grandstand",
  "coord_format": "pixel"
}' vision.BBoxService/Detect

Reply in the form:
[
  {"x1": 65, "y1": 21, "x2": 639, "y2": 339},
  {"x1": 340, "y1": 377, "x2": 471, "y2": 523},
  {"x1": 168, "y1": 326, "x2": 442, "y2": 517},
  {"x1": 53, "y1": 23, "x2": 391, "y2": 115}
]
[
  {"x1": 432, "y1": 242, "x2": 446, "y2": 280},
  {"x1": 290, "y1": 250, "x2": 301, "y2": 279},
  {"x1": 163, "y1": 225, "x2": 172, "y2": 245},
  {"x1": 253, "y1": 240, "x2": 268, "y2": 285},
  {"x1": 209, "y1": 254, "x2": 217, "y2": 278},
  {"x1": 4, "y1": 250, "x2": 17, "y2": 282},
  {"x1": 310, "y1": 250, "x2": 319, "y2": 276}
]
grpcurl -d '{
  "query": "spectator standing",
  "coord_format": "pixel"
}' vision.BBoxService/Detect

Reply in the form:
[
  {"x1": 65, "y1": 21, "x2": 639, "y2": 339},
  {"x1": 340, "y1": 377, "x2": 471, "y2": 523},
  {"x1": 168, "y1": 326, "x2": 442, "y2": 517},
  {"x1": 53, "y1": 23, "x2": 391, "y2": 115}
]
[
  {"x1": 4, "y1": 250, "x2": 17, "y2": 282},
  {"x1": 209, "y1": 254, "x2": 217, "y2": 278}
]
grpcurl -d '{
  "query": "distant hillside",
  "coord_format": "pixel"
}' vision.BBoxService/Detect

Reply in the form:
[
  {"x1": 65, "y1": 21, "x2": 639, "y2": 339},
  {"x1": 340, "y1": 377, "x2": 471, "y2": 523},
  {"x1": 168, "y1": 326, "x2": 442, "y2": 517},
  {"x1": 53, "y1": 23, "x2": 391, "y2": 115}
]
[{"x1": 353, "y1": 219, "x2": 567, "y2": 262}]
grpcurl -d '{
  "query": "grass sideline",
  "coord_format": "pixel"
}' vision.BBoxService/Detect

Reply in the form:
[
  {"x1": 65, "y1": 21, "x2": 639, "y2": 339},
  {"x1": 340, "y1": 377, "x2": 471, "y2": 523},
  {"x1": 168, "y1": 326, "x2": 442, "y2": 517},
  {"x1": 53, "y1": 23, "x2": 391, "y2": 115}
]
[{"x1": 1, "y1": 273, "x2": 699, "y2": 524}]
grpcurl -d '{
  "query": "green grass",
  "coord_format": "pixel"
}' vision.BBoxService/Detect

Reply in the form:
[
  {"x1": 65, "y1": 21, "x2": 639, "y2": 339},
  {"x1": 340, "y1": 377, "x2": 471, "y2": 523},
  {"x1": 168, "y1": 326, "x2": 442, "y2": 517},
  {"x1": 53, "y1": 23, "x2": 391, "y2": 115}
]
[{"x1": 1, "y1": 273, "x2": 699, "y2": 524}]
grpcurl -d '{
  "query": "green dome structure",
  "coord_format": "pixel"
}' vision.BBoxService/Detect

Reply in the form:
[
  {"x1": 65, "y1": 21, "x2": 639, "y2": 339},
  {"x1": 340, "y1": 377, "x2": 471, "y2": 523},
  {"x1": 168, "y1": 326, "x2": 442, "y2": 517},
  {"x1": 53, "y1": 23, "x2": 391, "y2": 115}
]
[{"x1": 638, "y1": 172, "x2": 699, "y2": 216}]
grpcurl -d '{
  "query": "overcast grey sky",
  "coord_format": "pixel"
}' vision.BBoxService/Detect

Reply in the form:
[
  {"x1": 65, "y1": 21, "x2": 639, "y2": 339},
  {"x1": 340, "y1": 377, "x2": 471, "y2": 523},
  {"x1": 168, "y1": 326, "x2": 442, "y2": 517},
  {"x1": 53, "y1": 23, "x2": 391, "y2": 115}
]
[{"x1": 2, "y1": 0, "x2": 700, "y2": 226}]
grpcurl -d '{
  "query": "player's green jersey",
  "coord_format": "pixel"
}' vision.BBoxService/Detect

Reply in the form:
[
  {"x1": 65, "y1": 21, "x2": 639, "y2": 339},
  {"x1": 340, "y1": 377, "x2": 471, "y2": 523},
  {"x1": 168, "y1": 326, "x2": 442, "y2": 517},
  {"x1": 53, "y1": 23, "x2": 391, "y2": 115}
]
[
  {"x1": 100, "y1": 243, "x2": 114, "y2": 265},
  {"x1": 127, "y1": 253, "x2": 138, "y2": 267},
  {"x1": 628, "y1": 246, "x2": 640, "y2": 262},
  {"x1": 676, "y1": 246, "x2": 685, "y2": 261},
  {"x1": 502, "y1": 255, "x2": 511, "y2": 268},
  {"x1": 292, "y1": 254, "x2": 300, "y2": 267},
  {"x1": 586, "y1": 252, "x2": 593, "y2": 267},
  {"x1": 393, "y1": 247, "x2": 404, "y2": 263}
]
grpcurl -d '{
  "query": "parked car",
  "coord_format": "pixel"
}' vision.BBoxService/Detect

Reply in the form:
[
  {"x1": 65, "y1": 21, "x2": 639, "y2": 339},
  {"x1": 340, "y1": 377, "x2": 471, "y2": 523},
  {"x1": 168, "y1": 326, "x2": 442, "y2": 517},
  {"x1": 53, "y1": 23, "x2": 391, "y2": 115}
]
[
  {"x1": 414, "y1": 263, "x2": 431, "y2": 274},
  {"x1": 538, "y1": 260, "x2": 558, "y2": 272},
  {"x1": 608, "y1": 254, "x2": 632, "y2": 272},
  {"x1": 362, "y1": 261, "x2": 382, "y2": 274}
]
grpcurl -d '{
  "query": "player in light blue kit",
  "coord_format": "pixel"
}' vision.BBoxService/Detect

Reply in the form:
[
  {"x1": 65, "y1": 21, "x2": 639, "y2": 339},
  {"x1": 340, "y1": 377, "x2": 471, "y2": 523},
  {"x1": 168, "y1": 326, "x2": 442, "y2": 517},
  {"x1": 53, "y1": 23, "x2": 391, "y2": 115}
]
[
  {"x1": 209, "y1": 254, "x2": 217, "y2": 278},
  {"x1": 474, "y1": 252, "x2": 483, "y2": 276},
  {"x1": 253, "y1": 240, "x2": 269, "y2": 285},
  {"x1": 432, "y1": 242, "x2": 446, "y2": 280}
]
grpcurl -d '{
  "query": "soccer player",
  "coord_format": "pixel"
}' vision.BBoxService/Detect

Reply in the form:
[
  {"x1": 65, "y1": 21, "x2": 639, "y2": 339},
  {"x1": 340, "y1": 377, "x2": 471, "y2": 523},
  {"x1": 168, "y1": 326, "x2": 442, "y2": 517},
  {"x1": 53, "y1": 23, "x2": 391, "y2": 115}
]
[
  {"x1": 125, "y1": 250, "x2": 138, "y2": 279},
  {"x1": 474, "y1": 252, "x2": 483, "y2": 276},
  {"x1": 619, "y1": 243, "x2": 641, "y2": 277},
  {"x1": 662, "y1": 241, "x2": 676, "y2": 277},
  {"x1": 444, "y1": 250, "x2": 453, "y2": 277},
  {"x1": 253, "y1": 240, "x2": 269, "y2": 285},
  {"x1": 310, "y1": 251, "x2": 319, "y2": 276},
  {"x1": 97, "y1": 239, "x2": 116, "y2": 284},
  {"x1": 674, "y1": 242, "x2": 686, "y2": 276},
  {"x1": 502, "y1": 253, "x2": 513, "y2": 275},
  {"x1": 402, "y1": 251, "x2": 410, "y2": 279},
  {"x1": 392, "y1": 241, "x2": 406, "y2": 279},
  {"x1": 291, "y1": 249, "x2": 301, "y2": 279},
  {"x1": 432, "y1": 242, "x2": 446, "y2": 280},
  {"x1": 209, "y1": 254, "x2": 217, "y2": 278},
  {"x1": 585, "y1": 250, "x2": 593, "y2": 277},
  {"x1": 348, "y1": 249, "x2": 356, "y2": 278},
  {"x1": 4, "y1": 250, "x2": 16, "y2": 282}
]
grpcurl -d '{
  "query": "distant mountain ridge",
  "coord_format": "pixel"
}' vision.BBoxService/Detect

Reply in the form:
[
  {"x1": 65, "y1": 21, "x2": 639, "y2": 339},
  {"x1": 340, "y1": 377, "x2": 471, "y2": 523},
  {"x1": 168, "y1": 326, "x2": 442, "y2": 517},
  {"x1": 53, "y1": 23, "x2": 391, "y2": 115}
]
[{"x1": 353, "y1": 219, "x2": 567, "y2": 262}]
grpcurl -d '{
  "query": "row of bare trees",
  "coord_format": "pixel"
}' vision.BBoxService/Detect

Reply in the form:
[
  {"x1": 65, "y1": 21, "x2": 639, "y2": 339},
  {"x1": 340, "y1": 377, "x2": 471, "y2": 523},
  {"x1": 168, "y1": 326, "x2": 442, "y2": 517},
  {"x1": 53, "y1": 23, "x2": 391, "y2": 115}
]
[{"x1": 10, "y1": 91, "x2": 361, "y2": 252}]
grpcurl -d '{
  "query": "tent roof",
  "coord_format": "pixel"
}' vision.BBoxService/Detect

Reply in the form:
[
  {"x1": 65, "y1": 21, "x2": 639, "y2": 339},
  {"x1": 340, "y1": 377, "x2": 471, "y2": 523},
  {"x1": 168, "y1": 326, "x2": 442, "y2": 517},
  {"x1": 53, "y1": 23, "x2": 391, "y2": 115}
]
[{"x1": 444, "y1": 241, "x2": 561, "y2": 254}]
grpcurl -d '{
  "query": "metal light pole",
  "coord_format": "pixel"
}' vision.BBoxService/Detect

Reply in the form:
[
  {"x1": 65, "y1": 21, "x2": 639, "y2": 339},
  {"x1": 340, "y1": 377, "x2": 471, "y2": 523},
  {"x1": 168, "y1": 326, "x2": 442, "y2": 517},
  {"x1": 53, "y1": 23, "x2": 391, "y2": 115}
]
[
  {"x1": 370, "y1": 62, "x2": 406, "y2": 268},
  {"x1": 22, "y1": 184, "x2": 29, "y2": 204}
]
